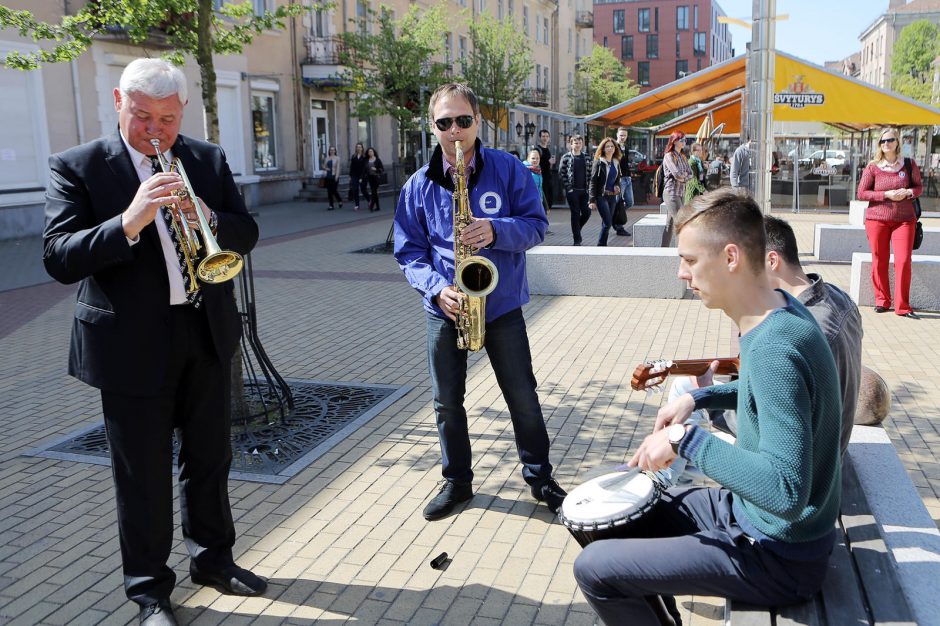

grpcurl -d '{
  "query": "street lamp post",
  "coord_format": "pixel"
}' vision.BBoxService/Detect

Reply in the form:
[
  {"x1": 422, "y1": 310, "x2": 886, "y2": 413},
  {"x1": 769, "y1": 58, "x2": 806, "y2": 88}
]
[{"x1": 516, "y1": 121, "x2": 537, "y2": 154}]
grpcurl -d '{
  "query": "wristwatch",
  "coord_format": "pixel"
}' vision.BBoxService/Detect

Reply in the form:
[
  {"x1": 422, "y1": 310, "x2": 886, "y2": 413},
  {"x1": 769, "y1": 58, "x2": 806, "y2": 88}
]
[{"x1": 667, "y1": 423, "x2": 687, "y2": 454}]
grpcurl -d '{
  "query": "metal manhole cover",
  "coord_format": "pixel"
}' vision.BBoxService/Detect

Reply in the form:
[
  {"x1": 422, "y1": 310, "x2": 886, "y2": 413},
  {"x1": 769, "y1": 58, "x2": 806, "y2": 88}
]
[{"x1": 26, "y1": 380, "x2": 411, "y2": 484}]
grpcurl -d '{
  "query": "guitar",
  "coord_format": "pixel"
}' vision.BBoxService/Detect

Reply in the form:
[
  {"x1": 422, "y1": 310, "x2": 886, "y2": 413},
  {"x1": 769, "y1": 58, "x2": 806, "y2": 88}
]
[{"x1": 630, "y1": 357, "x2": 740, "y2": 391}]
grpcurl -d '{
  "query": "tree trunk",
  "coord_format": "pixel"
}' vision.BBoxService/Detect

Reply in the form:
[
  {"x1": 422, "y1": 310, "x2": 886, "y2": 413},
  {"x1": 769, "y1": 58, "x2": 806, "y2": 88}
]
[{"x1": 196, "y1": 0, "x2": 219, "y2": 143}]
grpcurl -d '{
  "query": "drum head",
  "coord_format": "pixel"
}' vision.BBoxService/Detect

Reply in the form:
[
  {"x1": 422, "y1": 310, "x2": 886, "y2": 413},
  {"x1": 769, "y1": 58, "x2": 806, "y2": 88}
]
[{"x1": 559, "y1": 470, "x2": 660, "y2": 531}]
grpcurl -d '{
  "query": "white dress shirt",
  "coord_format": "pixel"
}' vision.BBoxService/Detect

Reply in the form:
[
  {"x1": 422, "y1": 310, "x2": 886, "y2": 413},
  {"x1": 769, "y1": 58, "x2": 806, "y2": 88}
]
[{"x1": 120, "y1": 134, "x2": 189, "y2": 305}]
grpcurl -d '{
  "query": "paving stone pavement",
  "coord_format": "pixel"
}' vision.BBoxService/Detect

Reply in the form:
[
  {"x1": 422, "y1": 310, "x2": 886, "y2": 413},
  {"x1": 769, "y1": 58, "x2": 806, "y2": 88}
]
[{"x1": 0, "y1": 199, "x2": 936, "y2": 625}]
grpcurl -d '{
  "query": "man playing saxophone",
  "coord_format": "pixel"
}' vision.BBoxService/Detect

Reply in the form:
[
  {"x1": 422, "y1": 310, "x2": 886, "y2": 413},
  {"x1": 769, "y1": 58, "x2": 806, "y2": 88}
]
[
  {"x1": 43, "y1": 58, "x2": 261, "y2": 625},
  {"x1": 394, "y1": 82, "x2": 567, "y2": 521}
]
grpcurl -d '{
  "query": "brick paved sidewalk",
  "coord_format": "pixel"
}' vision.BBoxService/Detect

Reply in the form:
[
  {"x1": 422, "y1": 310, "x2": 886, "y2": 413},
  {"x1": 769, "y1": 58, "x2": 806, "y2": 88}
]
[{"x1": 0, "y1": 202, "x2": 936, "y2": 625}]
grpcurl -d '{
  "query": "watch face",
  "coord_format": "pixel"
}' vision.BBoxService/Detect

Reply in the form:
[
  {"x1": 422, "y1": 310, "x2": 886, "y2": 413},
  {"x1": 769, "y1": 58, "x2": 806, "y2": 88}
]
[{"x1": 669, "y1": 424, "x2": 685, "y2": 443}]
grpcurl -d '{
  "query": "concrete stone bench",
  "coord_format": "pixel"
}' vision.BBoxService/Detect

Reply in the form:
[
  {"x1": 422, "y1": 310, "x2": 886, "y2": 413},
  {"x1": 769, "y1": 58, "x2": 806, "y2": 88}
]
[
  {"x1": 727, "y1": 425, "x2": 940, "y2": 626},
  {"x1": 526, "y1": 246, "x2": 685, "y2": 298},
  {"x1": 814, "y1": 224, "x2": 940, "y2": 262},
  {"x1": 849, "y1": 252, "x2": 940, "y2": 311},
  {"x1": 632, "y1": 214, "x2": 669, "y2": 248}
]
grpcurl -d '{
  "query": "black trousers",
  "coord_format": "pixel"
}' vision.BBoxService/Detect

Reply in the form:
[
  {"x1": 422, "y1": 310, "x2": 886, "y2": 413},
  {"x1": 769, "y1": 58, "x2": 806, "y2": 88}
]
[{"x1": 101, "y1": 305, "x2": 236, "y2": 606}]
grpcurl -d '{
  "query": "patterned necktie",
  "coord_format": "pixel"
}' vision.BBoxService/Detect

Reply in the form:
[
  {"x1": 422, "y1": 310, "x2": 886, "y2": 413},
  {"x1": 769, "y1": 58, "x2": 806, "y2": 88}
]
[{"x1": 150, "y1": 156, "x2": 202, "y2": 307}]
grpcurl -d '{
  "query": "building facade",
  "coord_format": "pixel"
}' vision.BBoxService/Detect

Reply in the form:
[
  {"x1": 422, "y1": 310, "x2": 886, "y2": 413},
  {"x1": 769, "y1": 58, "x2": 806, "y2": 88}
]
[
  {"x1": 592, "y1": 0, "x2": 732, "y2": 93},
  {"x1": 858, "y1": 0, "x2": 940, "y2": 90},
  {"x1": 0, "y1": 0, "x2": 590, "y2": 238}
]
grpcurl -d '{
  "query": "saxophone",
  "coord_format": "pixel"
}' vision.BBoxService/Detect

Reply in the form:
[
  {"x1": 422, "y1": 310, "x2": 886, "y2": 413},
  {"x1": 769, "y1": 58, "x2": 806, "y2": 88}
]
[{"x1": 452, "y1": 140, "x2": 499, "y2": 351}]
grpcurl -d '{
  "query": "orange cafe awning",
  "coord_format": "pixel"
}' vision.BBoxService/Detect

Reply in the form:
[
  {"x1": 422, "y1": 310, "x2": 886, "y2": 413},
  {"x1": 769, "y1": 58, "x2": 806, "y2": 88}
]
[
  {"x1": 587, "y1": 51, "x2": 940, "y2": 131},
  {"x1": 653, "y1": 90, "x2": 743, "y2": 137}
]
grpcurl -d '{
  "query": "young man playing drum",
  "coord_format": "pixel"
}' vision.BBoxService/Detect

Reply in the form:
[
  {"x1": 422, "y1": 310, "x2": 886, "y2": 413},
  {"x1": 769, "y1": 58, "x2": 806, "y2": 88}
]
[{"x1": 573, "y1": 189, "x2": 843, "y2": 626}]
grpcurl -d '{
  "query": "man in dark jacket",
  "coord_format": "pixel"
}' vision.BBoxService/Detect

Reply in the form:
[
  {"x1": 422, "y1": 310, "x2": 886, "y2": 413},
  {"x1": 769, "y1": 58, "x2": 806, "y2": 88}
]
[
  {"x1": 43, "y1": 58, "x2": 262, "y2": 626},
  {"x1": 558, "y1": 135, "x2": 593, "y2": 245}
]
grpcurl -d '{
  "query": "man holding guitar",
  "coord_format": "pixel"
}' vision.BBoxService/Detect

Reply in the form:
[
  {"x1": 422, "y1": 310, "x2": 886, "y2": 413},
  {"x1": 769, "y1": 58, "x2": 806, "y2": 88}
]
[
  {"x1": 637, "y1": 216, "x2": 862, "y2": 458},
  {"x1": 574, "y1": 190, "x2": 843, "y2": 626}
]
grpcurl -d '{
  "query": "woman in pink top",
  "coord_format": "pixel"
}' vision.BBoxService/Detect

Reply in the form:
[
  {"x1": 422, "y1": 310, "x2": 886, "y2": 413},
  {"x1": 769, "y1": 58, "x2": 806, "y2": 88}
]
[{"x1": 856, "y1": 127, "x2": 922, "y2": 318}]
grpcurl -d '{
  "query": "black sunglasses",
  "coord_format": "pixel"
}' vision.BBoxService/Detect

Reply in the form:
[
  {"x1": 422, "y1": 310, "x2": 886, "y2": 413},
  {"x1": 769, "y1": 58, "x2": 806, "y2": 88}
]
[
  {"x1": 434, "y1": 115, "x2": 474, "y2": 132},
  {"x1": 879, "y1": 137, "x2": 897, "y2": 145}
]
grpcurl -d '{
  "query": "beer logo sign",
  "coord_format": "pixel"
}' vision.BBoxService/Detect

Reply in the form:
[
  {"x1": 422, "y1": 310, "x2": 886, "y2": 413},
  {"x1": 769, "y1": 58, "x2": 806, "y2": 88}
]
[{"x1": 774, "y1": 75, "x2": 825, "y2": 109}]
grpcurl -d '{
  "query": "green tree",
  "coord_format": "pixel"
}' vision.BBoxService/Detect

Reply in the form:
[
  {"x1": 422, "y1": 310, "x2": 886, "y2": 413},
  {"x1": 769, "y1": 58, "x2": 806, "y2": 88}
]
[
  {"x1": 339, "y1": 4, "x2": 449, "y2": 163},
  {"x1": 0, "y1": 0, "x2": 319, "y2": 142},
  {"x1": 570, "y1": 44, "x2": 639, "y2": 114},
  {"x1": 570, "y1": 44, "x2": 640, "y2": 144},
  {"x1": 890, "y1": 19, "x2": 940, "y2": 105},
  {"x1": 459, "y1": 12, "x2": 533, "y2": 150}
]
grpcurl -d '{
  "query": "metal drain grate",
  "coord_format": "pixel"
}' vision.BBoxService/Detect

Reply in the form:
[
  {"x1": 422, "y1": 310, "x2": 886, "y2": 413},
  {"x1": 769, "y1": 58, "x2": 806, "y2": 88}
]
[
  {"x1": 351, "y1": 242, "x2": 394, "y2": 254},
  {"x1": 26, "y1": 380, "x2": 411, "y2": 484}
]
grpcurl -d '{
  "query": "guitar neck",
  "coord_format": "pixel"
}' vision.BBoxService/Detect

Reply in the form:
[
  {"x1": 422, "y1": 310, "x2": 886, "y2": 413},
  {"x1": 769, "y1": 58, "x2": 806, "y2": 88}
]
[{"x1": 667, "y1": 358, "x2": 739, "y2": 377}]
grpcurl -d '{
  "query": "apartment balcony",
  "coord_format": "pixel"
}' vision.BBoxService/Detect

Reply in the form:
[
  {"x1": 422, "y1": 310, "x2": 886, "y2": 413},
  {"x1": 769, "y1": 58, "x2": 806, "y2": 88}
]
[
  {"x1": 520, "y1": 87, "x2": 549, "y2": 107},
  {"x1": 300, "y1": 36, "x2": 353, "y2": 89},
  {"x1": 575, "y1": 11, "x2": 593, "y2": 28}
]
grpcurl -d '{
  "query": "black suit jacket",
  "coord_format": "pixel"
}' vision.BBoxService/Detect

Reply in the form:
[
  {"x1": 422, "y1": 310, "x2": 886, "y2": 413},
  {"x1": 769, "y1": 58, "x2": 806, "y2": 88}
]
[{"x1": 43, "y1": 131, "x2": 259, "y2": 396}]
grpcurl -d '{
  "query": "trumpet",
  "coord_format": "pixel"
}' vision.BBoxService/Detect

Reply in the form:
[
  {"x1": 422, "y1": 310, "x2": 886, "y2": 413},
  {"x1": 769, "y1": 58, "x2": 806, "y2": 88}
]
[{"x1": 150, "y1": 139, "x2": 243, "y2": 286}]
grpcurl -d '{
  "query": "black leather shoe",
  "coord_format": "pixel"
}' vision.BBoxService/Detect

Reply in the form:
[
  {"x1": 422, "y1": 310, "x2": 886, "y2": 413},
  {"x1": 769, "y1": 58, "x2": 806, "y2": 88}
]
[
  {"x1": 531, "y1": 478, "x2": 568, "y2": 514},
  {"x1": 139, "y1": 599, "x2": 177, "y2": 626},
  {"x1": 190, "y1": 563, "x2": 267, "y2": 596},
  {"x1": 874, "y1": 305, "x2": 889, "y2": 313},
  {"x1": 423, "y1": 481, "x2": 473, "y2": 521},
  {"x1": 901, "y1": 311, "x2": 920, "y2": 319}
]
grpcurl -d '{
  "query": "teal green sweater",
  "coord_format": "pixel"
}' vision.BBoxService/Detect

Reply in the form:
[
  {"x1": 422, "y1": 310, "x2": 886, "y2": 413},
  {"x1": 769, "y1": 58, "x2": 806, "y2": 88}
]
[{"x1": 684, "y1": 291, "x2": 842, "y2": 544}]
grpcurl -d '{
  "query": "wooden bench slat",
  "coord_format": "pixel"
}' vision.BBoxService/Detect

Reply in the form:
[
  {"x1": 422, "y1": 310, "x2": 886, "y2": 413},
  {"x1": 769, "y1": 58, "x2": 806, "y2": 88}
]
[
  {"x1": 776, "y1": 598, "x2": 823, "y2": 626},
  {"x1": 725, "y1": 602, "x2": 773, "y2": 626},
  {"x1": 816, "y1": 529, "x2": 869, "y2": 626},
  {"x1": 840, "y1": 458, "x2": 917, "y2": 626}
]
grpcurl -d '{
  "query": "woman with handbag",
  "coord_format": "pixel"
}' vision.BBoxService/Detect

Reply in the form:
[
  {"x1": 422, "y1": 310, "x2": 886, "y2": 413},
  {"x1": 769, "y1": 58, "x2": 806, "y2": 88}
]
[
  {"x1": 857, "y1": 127, "x2": 923, "y2": 319},
  {"x1": 587, "y1": 138, "x2": 623, "y2": 247},
  {"x1": 365, "y1": 147, "x2": 385, "y2": 212},
  {"x1": 324, "y1": 146, "x2": 342, "y2": 210}
]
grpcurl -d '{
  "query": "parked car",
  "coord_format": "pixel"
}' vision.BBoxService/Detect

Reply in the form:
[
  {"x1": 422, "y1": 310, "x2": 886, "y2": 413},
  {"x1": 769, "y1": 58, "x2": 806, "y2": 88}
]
[{"x1": 799, "y1": 149, "x2": 847, "y2": 169}]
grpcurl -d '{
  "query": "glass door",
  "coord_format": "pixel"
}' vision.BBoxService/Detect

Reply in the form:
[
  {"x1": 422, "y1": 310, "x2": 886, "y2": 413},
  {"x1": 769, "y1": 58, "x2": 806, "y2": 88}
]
[{"x1": 310, "y1": 102, "x2": 329, "y2": 175}]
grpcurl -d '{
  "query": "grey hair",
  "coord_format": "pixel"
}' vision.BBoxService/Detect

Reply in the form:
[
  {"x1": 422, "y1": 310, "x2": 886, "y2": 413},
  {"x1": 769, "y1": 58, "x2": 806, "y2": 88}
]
[{"x1": 119, "y1": 58, "x2": 188, "y2": 104}]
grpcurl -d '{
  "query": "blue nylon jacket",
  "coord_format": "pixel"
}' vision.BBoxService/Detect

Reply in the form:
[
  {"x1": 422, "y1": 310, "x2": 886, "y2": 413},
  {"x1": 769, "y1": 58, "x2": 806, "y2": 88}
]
[{"x1": 393, "y1": 140, "x2": 548, "y2": 322}]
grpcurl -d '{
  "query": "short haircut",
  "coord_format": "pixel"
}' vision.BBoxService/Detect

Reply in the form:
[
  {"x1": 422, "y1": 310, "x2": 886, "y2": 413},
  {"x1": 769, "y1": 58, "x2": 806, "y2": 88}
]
[
  {"x1": 763, "y1": 215, "x2": 802, "y2": 267},
  {"x1": 120, "y1": 58, "x2": 188, "y2": 104},
  {"x1": 691, "y1": 142, "x2": 703, "y2": 152},
  {"x1": 428, "y1": 82, "x2": 479, "y2": 122},
  {"x1": 539, "y1": 129, "x2": 550, "y2": 136},
  {"x1": 676, "y1": 188, "x2": 766, "y2": 274},
  {"x1": 617, "y1": 127, "x2": 629, "y2": 133},
  {"x1": 569, "y1": 134, "x2": 583, "y2": 143}
]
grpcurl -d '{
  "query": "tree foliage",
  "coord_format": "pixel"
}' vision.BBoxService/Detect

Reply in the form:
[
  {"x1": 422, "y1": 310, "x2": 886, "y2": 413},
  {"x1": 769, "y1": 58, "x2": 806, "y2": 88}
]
[
  {"x1": 339, "y1": 3, "x2": 449, "y2": 160},
  {"x1": 459, "y1": 12, "x2": 533, "y2": 150},
  {"x1": 569, "y1": 44, "x2": 639, "y2": 116},
  {"x1": 890, "y1": 19, "x2": 940, "y2": 105},
  {"x1": 0, "y1": 0, "x2": 319, "y2": 141}
]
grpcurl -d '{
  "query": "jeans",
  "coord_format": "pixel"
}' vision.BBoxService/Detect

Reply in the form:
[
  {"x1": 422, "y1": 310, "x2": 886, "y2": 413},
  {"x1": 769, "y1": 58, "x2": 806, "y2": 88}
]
[
  {"x1": 620, "y1": 176, "x2": 634, "y2": 209},
  {"x1": 574, "y1": 487, "x2": 831, "y2": 626},
  {"x1": 426, "y1": 309, "x2": 553, "y2": 486},
  {"x1": 595, "y1": 195, "x2": 615, "y2": 246},
  {"x1": 566, "y1": 189, "x2": 590, "y2": 244}
]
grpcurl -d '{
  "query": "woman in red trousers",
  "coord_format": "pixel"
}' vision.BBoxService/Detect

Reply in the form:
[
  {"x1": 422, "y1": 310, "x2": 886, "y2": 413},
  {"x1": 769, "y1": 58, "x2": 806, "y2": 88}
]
[{"x1": 856, "y1": 127, "x2": 922, "y2": 318}]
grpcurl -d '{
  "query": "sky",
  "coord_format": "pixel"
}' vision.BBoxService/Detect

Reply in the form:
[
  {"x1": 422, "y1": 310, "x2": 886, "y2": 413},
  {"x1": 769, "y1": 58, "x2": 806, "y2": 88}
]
[{"x1": 716, "y1": 0, "x2": 891, "y2": 65}]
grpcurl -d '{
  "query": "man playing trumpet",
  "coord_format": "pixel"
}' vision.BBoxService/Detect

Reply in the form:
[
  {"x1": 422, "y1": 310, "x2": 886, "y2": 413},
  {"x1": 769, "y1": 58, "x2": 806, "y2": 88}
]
[{"x1": 43, "y1": 58, "x2": 261, "y2": 625}]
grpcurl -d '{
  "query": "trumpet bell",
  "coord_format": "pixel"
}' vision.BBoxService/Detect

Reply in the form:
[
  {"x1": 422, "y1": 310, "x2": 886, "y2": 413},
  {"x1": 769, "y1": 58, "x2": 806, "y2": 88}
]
[{"x1": 197, "y1": 251, "x2": 244, "y2": 284}]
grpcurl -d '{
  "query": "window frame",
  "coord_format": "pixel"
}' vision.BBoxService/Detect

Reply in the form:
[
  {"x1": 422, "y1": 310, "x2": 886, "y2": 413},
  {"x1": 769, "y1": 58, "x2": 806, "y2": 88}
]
[{"x1": 250, "y1": 87, "x2": 279, "y2": 172}]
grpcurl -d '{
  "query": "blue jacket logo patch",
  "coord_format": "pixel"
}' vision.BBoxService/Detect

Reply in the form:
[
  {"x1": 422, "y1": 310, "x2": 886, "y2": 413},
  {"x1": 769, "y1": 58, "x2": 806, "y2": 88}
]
[{"x1": 479, "y1": 191, "x2": 502, "y2": 215}]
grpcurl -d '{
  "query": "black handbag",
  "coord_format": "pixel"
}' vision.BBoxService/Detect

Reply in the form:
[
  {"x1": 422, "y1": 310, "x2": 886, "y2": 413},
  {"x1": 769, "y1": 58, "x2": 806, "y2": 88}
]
[
  {"x1": 612, "y1": 198, "x2": 628, "y2": 226},
  {"x1": 903, "y1": 158, "x2": 923, "y2": 250}
]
